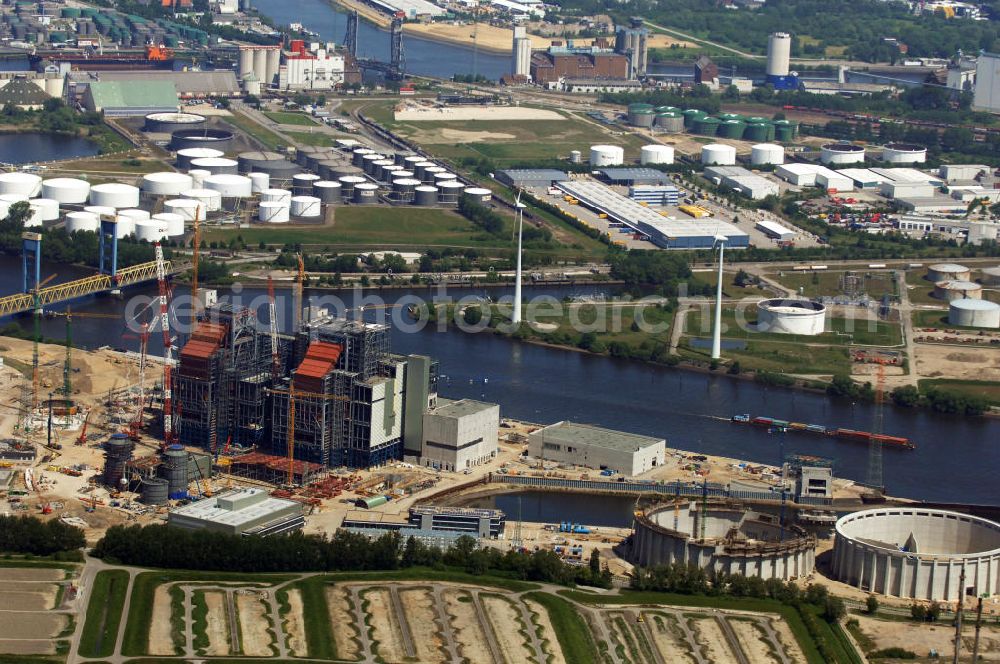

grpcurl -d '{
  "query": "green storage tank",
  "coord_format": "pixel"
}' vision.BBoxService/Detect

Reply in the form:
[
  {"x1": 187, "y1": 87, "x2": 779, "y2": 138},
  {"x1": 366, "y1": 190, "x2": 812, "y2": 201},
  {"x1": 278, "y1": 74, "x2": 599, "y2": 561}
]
[
  {"x1": 693, "y1": 116, "x2": 722, "y2": 136},
  {"x1": 628, "y1": 102, "x2": 654, "y2": 113},
  {"x1": 764, "y1": 122, "x2": 777, "y2": 142},
  {"x1": 718, "y1": 113, "x2": 744, "y2": 122},
  {"x1": 744, "y1": 122, "x2": 769, "y2": 142},
  {"x1": 683, "y1": 108, "x2": 707, "y2": 128},
  {"x1": 61, "y1": 7, "x2": 81, "y2": 18},
  {"x1": 655, "y1": 105, "x2": 679, "y2": 113},
  {"x1": 81, "y1": 7, "x2": 98, "y2": 16},
  {"x1": 718, "y1": 120, "x2": 746, "y2": 139},
  {"x1": 773, "y1": 120, "x2": 797, "y2": 142}
]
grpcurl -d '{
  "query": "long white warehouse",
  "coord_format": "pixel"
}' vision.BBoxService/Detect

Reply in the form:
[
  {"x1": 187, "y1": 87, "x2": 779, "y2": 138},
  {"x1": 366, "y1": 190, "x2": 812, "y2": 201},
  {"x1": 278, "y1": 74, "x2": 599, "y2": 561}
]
[{"x1": 556, "y1": 179, "x2": 749, "y2": 249}]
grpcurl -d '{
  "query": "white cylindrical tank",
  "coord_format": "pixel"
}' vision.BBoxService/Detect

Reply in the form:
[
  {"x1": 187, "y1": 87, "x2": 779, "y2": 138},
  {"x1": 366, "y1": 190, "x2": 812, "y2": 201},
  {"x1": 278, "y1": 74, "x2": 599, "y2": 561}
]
[
  {"x1": 134, "y1": 219, "x2": 170, "y2": 242},
  {"x1": 820, "y1": 143, "x2": 866, "y2": 165},
  {"x1": 41, "y1": 178, "x2": 90, "y2": 204},
  {"x1": 253, "y1": 49, "x2": 267, "y2": 82},
  {"x1": 882, "y1": 143, "x2": 927, "y2": 164},
  {"x1": 189, "y1": 157, "x2": 239, "y2": 175},
  {"x1": 188, "y1": 169, "x2": 211, "y2": 188},
  {"x1": 90, "y1": 183, "x2": 140, "y2": 208},
  {"x1": 203, "y1": 174, "x2": 252, "y2": 198},
  {"x1": 589, "y1": 145, "x2": 625, "y2": 167},
  {"x1": 767, "y1": 32, "x2": 791, "y2": 77},
  {"x1": 266, "y1": 48, "x2": 280, "y2": 85},
  {"x1": 949, "y1": 298, "x2": 1000, "y2": 328},
  {"x1": 141, "y1": 172, "x2": 194, "y2": 196},
  {"x1": 981, "y1": 266, "x2": 1000, "y2": 286},
  {"x1": 750, "y1": 143, "x2": 785, "y2": 165},
  {"x1": 261, "y1": 189, "x2": 292, "y2": 204},
  {"x1": 701, "y1": 144, "x2": 737, "y2": 165},
  {"x1": 64, "y1": 211, "x2": 100, "y2": 233},
  {"x1": 84, "y1": 205, "x2": 116, "y2": 219},
  {"x1": 0, "y1": 172, "x2": 42, "y2": 197},
  {"x1": 163, "y1": 199, "x2": 201, "y2": 221},
  {"x1": 934, "y1": 280, "x2": 982, "y2": 301},
  {"x1": 176, "y1": 148, "x2": 224, "y2": 170},
  {"x1": 110, "y1": 216, "x2": 135, "y2": 239},
  {"x1": 117, "y1": 209, "x2": 151, "y2": 223},
  {"x1": 292, "y1": 173, "x2": 320, "y2": 192},
  {"x1": 152, "y1": 212, "x2": 186, "y2": 237},
  {"x1": 238, "y1": 47, "x2": 254, "y2": 77},
  {"x1": 640, "y1": 144, "x2": 674, "y2": 165},
  {"x1": 28, "y1": 198, "x2": 59, "y2": 221},
  {"x1": 756, "y1": 299, "x2": 826, "y2": 335},
  {"x1": 24, "y1": 206, "x2": 43, "y2": 228},
  {"x1": 258, "y1": 201, "x2": 289, "y2": 223},
  {"x1": 0, "y1": 193, "x2": 28, "y2": 204},
  {"x1": 249, "y1": 172, "x2": 270, "y2": 193},
  {"x1": 927, "y1": 263, "x2": 971, "y2": 282},
  {"x1": 290, "y1": 195, "x2": 321, "y2": 217},
  {"x1": 181, "y1": 188, "x2": 223, "y2": 212}
]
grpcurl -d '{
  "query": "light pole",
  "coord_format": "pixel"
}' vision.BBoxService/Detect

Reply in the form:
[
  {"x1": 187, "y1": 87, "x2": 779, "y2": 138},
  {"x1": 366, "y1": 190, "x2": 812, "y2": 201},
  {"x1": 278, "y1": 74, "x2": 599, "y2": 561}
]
[
  {"x1": 711, "y1": 234, "x2": 727, "y2": 361},
  {"x1": 513, "y1": 189, "x2": 524, "y2": 325}
]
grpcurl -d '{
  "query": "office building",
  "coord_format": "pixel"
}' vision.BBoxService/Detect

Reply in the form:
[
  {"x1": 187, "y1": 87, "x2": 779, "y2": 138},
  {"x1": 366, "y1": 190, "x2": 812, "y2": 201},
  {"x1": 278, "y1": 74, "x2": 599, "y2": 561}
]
[{"x1": 528, "y1": 421, "x2": 666, "y2": 476}]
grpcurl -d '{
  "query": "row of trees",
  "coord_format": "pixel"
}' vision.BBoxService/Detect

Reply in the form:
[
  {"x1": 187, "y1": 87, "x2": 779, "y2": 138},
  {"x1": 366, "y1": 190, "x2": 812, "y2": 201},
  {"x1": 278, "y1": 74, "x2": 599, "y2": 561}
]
[
  {"x1": 91, "y1": 524, "x2": 612, "y2": 587},
  {"x1": 0, "y1": 515, "x2": 85, "y2": 558},
  {"x1": 456, "y1": 197, "x2": 552, "y2": 245},
  {"x1": 891, "y1": 384, "x2": 989, "y2": 415}
]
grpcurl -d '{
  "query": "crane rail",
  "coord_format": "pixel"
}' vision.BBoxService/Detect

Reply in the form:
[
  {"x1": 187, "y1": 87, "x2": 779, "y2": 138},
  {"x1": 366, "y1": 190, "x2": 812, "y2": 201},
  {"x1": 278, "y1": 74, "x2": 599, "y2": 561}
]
[{"x1": 0, "y1": 260, "x2": 184, "y2": 317}]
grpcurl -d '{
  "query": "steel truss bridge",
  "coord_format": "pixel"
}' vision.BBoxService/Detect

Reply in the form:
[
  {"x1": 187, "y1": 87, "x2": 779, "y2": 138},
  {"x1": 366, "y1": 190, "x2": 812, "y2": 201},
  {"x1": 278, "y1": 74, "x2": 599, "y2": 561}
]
[{"x1": 0, "y1": 259, "x2": 182, "y2": 318}]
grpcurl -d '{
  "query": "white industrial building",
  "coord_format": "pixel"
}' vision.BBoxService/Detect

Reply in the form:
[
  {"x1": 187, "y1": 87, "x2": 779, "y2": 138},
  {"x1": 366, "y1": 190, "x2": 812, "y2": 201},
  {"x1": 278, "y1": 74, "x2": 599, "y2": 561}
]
[
  {"x1": 939, "y1": 164, "x2": 990, "y2": 182},
  {"x1": 704, "y1": 166, "x2": 779, "y2": 200},
  {"x1": 755, "y1": 219, "x2": 796, "y2": 241},
  {"x1": 775, "y1": 163, "x2": 854, "y2": 192},
  {"x1": 420, "y1": 399, "x2": 500, "y2": 471},
  {"x1": 168, "y1": 488, "x2": 304, "y2": 536},
  {"x1": 974, "y1": 51, "x2": 1000, "y2": 113},
  {"x1": 528, "y1": 421, "x2": 666, "y2": 476},
  {"x1": 280, "y1": 44, "x2": 346, "y2": 90},
  {"x1": 833, "y1": 508, "x2": 1000, "y2": 601}
]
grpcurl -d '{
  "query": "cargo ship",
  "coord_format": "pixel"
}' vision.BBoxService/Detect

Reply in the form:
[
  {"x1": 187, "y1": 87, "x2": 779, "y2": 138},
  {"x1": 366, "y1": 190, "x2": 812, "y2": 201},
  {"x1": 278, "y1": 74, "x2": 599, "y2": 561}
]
[
  {"x1": 30, "y1": 44, "x2": 175, "y2": 71},
  {"x1": 731, "y1": 414, "x2": 915, "y2": 449}
]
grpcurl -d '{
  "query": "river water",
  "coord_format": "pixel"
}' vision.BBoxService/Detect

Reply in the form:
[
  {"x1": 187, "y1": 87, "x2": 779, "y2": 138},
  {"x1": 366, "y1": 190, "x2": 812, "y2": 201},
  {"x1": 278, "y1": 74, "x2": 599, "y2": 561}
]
[
  {"x1": 2, "y1": 254, "x2": 997, "y2": 504},
  {"x1": 250, "y1": 0, "x2": 511, "y2": 80},
  {"x1": 0, "y1": 133, "x2": 99, "y2": 164}
]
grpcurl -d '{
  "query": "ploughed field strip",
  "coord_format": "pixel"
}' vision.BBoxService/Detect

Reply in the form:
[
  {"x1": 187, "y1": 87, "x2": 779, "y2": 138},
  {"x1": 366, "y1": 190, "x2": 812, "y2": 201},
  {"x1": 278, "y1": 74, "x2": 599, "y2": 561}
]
[{"x1": 0, "y1": 566, "x2": 72, "y2": 657}]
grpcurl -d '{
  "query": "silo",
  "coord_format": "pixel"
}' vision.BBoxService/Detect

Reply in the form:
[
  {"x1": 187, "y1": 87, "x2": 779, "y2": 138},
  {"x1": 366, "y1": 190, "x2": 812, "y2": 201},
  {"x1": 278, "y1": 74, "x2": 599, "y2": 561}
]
[
  {"x1": 718, "y1": 120, "x2": 746, "y2": 139},
  {"x1": 312, "y1": 180, "x2": 342, "y2": 204},
  {"x1": 655, "y1": 111, "x2": 684, "y2": 133},
  {"x1": 438, "y1": 180, "x2": 465, "y2": 205},
  {"x1": 767, "y1": 32, "x2": 792, "y2": 78},
  {"x1": 414, "y1": 185, "x2": 438, "y2": 206},
  {"x1": 103, "y1": 434, "x2": 134, "y2": 488},
  {"x1": 163, "y1": 445, "x2": 189, "y2": 499},
  {"x1": 140, "y1": 477, "x2": 169, "y2": 505},
  {"x1": 353, "y1": 182, "x2": 379, "y2": 204},
  {"x1": 392, "y1": 178, "x2": 419, "y2": 202},
  {"x1": 692, "y1": 116, "x2": 721, "y2": 136},
  {"x1": 570, "y1": 150, "x2": 582, "y2": 164},
  {"x1": 682, "y1": 109, "x2": 706, "y2": 128},
  {"x1": 253, "y1": 49, "x2": 267, "y2": 82},
  {"x1": 338, "y1": 175, "x2": 364, "y2": 199},
  {"x1": 292, "y1": 173, "x2": 320, "y2": 195},
  {"x1": 265, "y1": 48, "x2": 280, "y2": 86},
  {"x1": 238, "y1": 47, "x2": 253, "y2": 78}
]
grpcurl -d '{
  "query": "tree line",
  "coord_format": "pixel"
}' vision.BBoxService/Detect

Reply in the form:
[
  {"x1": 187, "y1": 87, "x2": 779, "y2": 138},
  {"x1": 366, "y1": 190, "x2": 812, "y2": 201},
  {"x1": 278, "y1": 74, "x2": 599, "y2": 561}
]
[{"x1": 0, "y1": 515, "x2": 85, "y2": 558}]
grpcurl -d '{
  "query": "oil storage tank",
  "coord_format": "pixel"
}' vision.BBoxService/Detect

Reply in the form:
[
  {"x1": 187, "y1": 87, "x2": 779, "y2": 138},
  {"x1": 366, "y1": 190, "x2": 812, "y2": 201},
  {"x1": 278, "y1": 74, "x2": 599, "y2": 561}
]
[
  {"x1": 701, "y1": 144, "x2": 736, "y2": 166},
  {"x1": 353, "y1": 182, "x2": 379, "y2": 204},
  {"x1": 692, "y1": 116, "x2": 721, "y2": 136},
  {"x1": 438, "y1": 180, "x2": 465, "y2": 205},
  {"x1": 718, "y1": 119, "x2": 746, "y2": 139},
  {"x1": 42, "y1": 178, "x2": 90, "y2": 204},
  {"x1": 203, "y1": 174, "x2": 253, "y2": 199},
  {"x1": 142, "y1": 172, "x2": 194, "y2": 196},
  {"x1": 393, "y1": 178, "x2": 420, "y2": 202},
  {"x1": 750, "y1": 143, "x2": 785, "y2": 166},
  {"x1": 258, "y1": 201, "x2": 289, "y2": 223},
  {"x1": 414, "y1": 185, "x2": 438, "y2": 206},
  {"x1": 772, "y1": 120, "x2": 797, "y2": 142},
  {"x1": 189, "y1": 157, "x2": 239, "y2": 175},
  {"x1": 949, "y1": 298, "x2": 1000, "y2": 328},
  {"x1": 312, "y1": 180, "x2": 342, "y2": 204},
  {"x1": 682, "y1": 108, "x2": 706, "y2": 128},
  {"x1": 176, "y1": 147, "x2": 224, "y2": 169},
  {"x1": 238, "y1": 151, "x2": 299, "y2": 177},
  {"x1": 90, "y1": 183, "x2": 140, "y2": 208},
  {"x1": 655, "y1": 111, "x2": 684, "y2": 133},
  {"x1": 162, "y1": 444, "x2": 189, "y2": 499},
  {"x1": 248, "y1": 172, "x2": 270, "y2": 193},
  {"x1": 882, "y1": 143, "x2": 927, "y2": 164},
  {"x1": 164, "y1": 199, "x2": 201, "y2": 221},
  {"x1": 820, "y1": 143, "x2": 866, "y2": 165},
  {"x1": 64, "y1": 211, "x2": 100, "y2": 233},
  {"x1": 981, "y1": 266, "x2": 1000, "y2": 286},
  {"x1": 0, "y1": 172, "x2": 41, "y2": 197},
  {"x1": 628, "y1": 107, "x2": 655, "y2": 128},
  {"x1": 152, "y1": 212, "x2": 185, "y2": 237},
  {"x1": 933, "y1": 280, "x2": 982, "y2": 301},
  {"x1": 171, "y1": 128, "x2": 234, "y2": 152},
  {"x1": 290, "y1": 195, "x2": 321, "y2": 218},
  {"x1": 260, "y1": 188, "x2": 292, "y2": 204},
  {"x1": 463, "y1": 187, "x2": 492, "y2": 203},
  {"x1": 144, "y1": 112, "x2": 206, "y2": 134},
  {"x1": 927, "y1": 263, "x2": 971, "y2": 282},
  {"x1": 590, "y1": 145, "x2": 624, "y2": 166},
  {"x1": 338, "y1": 175, "x2": 364, "y2": 199},
  {"x1": 756, "y1": 299, "x2": 826, "y2": 335},
  {"x1": 640, "y1": 145, "x2": 674, "y2": 165},
  {"x1": 292, "y1": 173, "x2": 320, "y2": 194}
]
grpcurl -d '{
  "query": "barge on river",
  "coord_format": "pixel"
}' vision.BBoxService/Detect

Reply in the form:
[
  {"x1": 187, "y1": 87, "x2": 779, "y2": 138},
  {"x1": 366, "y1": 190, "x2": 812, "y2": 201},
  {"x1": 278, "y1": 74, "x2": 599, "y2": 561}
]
[{"x1": 731, "y1": 414, "x2": 915, "y2": 449}]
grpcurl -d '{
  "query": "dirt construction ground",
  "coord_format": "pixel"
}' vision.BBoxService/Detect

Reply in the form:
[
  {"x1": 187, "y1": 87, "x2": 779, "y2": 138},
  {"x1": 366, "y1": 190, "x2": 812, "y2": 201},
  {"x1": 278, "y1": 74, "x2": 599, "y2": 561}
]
[
  {"x1": 0, "y1": 566, "x2": 72, "y2": 657},
  {"x1": 148, "y1": 584, "x2": 176, "y2": 656},
  {"x1": 282, "y1": 589, "x2": 308, "y2": 657},
  {"x1": 854, "y1": 614, "x2": 1000, "y2": 660},
  {"x1": 236, "y1": 594, "x2": 274, "y2": 657},
  {"x1": 202, "y1": 591, "x2": 230, "y2": 656},
  {"x1": 325, "y1": 586, "x2": 361, "y2": 661},
  {"x1": 914, "y1": 343, "x2": 1000, "y2": 381}
]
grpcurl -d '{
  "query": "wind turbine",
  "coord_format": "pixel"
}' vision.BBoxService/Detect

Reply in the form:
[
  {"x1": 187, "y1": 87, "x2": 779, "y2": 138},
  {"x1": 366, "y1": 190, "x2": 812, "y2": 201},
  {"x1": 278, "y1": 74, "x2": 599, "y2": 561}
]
[
  {"x1": 711, "y1": 233, "x2": 727, "y2": 361},
  {"x1": 512, "y1": 189, "x2": 525, "y2": 325}
]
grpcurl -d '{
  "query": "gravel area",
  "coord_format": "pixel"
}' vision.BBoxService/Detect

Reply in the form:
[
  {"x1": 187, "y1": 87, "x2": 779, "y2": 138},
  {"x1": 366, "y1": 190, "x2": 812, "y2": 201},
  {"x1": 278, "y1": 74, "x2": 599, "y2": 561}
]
[
  {"x1": 363, "y1": 589, "x2": 407, "y2": 663},
  {"x1": 325, "y1": 586, "x2": 361, "y2": 661}
]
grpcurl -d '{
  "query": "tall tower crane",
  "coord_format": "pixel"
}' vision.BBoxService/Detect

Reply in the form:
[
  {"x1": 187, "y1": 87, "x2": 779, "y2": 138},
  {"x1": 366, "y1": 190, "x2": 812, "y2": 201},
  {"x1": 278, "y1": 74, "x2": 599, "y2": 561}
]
[
  {"x1": 266, "y1": 386, "x2": 348, "y2": 486},
  {"x1": 29, "y1": 273, "x2": 58, "y2": 415},
  {"x1": 267, "y1": 276, "x2": 280, "y2": 380},
  {"x1": 294, "y1": 253, "x2": 305, "y2": 332},
  {"x1": 191, "y1": 209, "x2": 201, "y2": 311},
  {"x1": 154, "y1": 243, "x2": 176, "y2": 447}
]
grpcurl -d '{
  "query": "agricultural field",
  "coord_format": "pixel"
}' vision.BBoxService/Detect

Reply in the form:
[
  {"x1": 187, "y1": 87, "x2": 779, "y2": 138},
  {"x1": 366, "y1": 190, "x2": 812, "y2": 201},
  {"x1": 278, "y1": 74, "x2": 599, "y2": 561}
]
[
  {"x1": 0, "y1": 563, "x2": 77, "y2": 658},
  {"x1": 101, "y1": 569, "x2": 836, "y2": 663}
]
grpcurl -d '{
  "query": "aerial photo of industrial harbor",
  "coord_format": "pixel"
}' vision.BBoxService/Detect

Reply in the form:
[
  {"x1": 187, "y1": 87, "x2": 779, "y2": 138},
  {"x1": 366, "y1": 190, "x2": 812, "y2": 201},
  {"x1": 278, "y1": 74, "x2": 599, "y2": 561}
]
[{"x1": 0, "y1": 0, "x2": 1000, "y2": 660}]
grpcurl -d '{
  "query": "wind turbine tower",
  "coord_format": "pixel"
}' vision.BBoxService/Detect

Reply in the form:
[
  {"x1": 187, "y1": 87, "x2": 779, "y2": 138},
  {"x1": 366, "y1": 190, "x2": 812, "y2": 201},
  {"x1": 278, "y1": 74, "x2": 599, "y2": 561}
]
[
  {"x1": 711, "y1": 234, "x2": 727, "y2": 360},
  {"x1": 513, "y1": 190, "x2": 525, "y2": 325}
]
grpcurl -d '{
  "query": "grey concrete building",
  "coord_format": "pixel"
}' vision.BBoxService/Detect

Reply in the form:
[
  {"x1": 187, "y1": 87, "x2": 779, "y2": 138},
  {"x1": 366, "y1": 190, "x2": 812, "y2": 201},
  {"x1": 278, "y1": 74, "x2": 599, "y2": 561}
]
[
  {"x1": 528, "y1": 421, "x2": 665, "y2": 476},
  {"x1": 420, "y1": 398, "x2": 500, "y2": 471},
  {"x1": 168, "y1": 487, "x2": 304, "y2": 536}
]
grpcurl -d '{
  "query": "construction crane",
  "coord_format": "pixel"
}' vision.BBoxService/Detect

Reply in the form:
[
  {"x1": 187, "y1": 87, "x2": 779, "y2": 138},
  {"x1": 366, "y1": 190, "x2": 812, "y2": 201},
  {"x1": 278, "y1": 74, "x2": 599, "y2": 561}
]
[
  {"x1": 126, "y1": 322, "x2": 150, "y2": 441},
  {"x1": 267, "y1": 276, "x2": 280, "y2": 380},
  {"x1": 191, "y1": 209, "x2": 201, "y2": 311},
  {"x1": 48, "y1": 308, "x2": 122, "y2": 410},
  {"x1": 29, "y1": 273, "x2": 58, "y2": 413},
  {"x1": 154, "y1": 243, "x2": 176, "y2": 447},
  {"x1": 75, "y1": 410, "x2": 91, "y2": 446},
  {"x1": 294, "y1": 253, "x2": 304, "y2": 332},
  {"x1": 266, "y1": 385, "x2": 348, "y2": 486}
]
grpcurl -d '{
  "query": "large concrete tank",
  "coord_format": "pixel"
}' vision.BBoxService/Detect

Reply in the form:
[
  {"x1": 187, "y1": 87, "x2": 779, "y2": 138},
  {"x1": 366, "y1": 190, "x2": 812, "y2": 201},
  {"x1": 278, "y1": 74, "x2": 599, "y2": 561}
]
[
  {"x1": 640, "y1": 144, "x2": 674, "y2": 165},
  {"x1": 103, "y1": 434, "x2": 134, "y2": 488},
  {"x1": 949, "y1": 298, "x2": 1000, "y2": 328},
  {"x1": 162, "y1": 445, "x2": 189, "y2": 499},
  {"x1": 750, "y1": 143, "x2": 785, "y2": 166},
  {"x1": 767, "y1": 32, "x2": 791, "y2": 77},
  {"x1": 701, "y1": 144, "x2": 736, "y2": 166},
  {"x1": 589, "y1": 145, "x2": 624, "y2": 167},
  {"x1": 140, "y1": 477, "x2": 169, "y2": 505},
  {"x1": 820, "y1": 143, "x2": 865, "y2": 165}
]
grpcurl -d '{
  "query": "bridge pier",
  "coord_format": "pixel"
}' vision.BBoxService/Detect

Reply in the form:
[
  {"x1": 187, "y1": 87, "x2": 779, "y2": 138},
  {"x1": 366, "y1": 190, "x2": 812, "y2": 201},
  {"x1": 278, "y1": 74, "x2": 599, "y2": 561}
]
[
  {"x1": 21, "y1": 232, "x2": 41, "y2": 294},
  {"x1": 98, "y1": 218, "x2": 119, "y2": 278}
]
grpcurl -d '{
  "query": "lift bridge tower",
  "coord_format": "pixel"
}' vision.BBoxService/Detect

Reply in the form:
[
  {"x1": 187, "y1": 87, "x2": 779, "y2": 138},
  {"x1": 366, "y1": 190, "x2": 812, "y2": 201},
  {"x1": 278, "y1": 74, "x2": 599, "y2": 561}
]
[{"x1": 390, "y1": 17, "x2": 405, "y2": 78}]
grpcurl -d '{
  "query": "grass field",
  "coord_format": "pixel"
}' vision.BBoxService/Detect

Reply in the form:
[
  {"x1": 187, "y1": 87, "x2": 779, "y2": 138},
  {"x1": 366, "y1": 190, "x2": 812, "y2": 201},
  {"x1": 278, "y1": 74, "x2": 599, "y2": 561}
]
[
  {"x1": 263, "y1": 111, "x2": 318, "y2": 126},
  {"x1": 686, "y1": 306, "x2": 903, "y2": 347},
  {"x1": 224, "y1": 112, "x2": 287, "y2": 152},
  {"x1": 524, "y1": 591, "x2": 598, "y2": 664},
  {"x1": 769, "y1": 270, "x2": 898, "y2": 299},
  {"x1": 203, "y1": 206, "x2": 604, "y2": 259},
  {"x1": 917, "y1": 379, "x2": 1000, "y2": 406},
  {"x1": 911, "y1": 309, "x2": 951, "y2": 329},
  {"x1": 78, "y1": 570, "x2": 129, "y2": 658},
  {"x1": 681, "y1": 337, "x2": 852, "y2": 374},
  {"x1": 282, "y1": 131, "x2": 335, "y2": 147}
]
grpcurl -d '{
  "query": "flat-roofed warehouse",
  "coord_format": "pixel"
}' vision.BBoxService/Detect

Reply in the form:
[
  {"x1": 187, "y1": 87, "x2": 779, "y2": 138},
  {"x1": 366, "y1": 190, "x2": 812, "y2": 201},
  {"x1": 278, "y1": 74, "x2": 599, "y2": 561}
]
[
  {"x1": 556, "y1": 179, "x2": 749, "y2": 249},
  {"x1": 596, "y1": 168, "x2": 671, "y2": 186},
  {"x1": 528, "y1": 421, "x2": 666, "y2": 476},
  {"x1": 168, "y1": 487, "x2": 304, "y2": 536},
  {"x1": 496, "y1": 169, "x2": 570, "y2": 188}
]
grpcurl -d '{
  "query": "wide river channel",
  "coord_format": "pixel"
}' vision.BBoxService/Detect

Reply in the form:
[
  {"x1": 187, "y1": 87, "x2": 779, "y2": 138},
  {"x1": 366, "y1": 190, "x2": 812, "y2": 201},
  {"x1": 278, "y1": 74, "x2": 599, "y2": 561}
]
[{"x1": 2, "y1": 255, "x2": 997, "y2": 506}]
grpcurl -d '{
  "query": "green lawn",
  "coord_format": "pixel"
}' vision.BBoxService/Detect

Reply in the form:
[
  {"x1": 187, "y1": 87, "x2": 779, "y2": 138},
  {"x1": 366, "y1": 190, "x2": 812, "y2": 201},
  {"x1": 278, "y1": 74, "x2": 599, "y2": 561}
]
[
  {"x1": 681, "y1": 337, "x2": 852, "y2": 374},
  {"x1": 283, "y1": 130, "x2": 336, "y2": 147},
  {"x1": 224, "y1": 112, "x2": 287, "y2": 152},
  {"x1": 685, "y1": 306, "x2": 903, "y2": 346},
  {"x1": 770, "y1": 270, "x2": 898, "y2": 299},
  {"x1": 523, "y1": 592, "x2": 599, "y2": 664},
  {"x1": 911, "y1": 309, "x2": 951, "y2": 329},
  {"x1": 917, "y1": 379, "x2": 1000, "y2": 406},
  {"x1": 78, "y1": 569, "x2": 130, "y2": 658},
  {"x1": 204, "y1": 206, "x2": 600, "y2": 259},
  {"x1": 263, "y1": 111, "x2": 318, "y2": 126}
]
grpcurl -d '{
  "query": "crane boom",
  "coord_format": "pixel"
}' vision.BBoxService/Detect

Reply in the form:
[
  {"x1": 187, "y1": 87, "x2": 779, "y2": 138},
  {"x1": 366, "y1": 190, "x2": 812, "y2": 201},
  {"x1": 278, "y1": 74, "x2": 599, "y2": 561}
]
[
  {"x1": 191, "y1": 209, "x2": 201, "y2": 310},
  {"x1": 267, "y1": 276, "x2": 280, "y2": 380},
  {"x1": 154, "y1": 243, "x2": 175, "y2": 446},
  {"x1": 294, "y1": 254, "x2": 304, "y2": 332}
]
